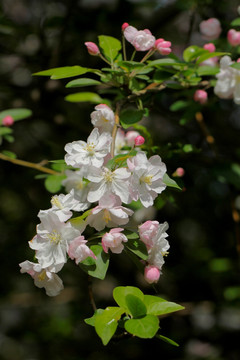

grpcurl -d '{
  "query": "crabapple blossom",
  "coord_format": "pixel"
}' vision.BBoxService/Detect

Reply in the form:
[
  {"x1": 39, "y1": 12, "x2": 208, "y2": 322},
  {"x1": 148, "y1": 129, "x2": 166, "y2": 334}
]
[
  {"x1": 115, "y1": 128, "x2": 127, "y2": 154},
  {"x1": 19, "y1": 260, "x2": 64, "y2": 296},
  {"x1": 134, "y1": 135, "x2": 145, "y2": 146},
  {"x1": 214, "y1": 55, "x2": 240, "y2": 104},
  {"x1": 193, "y1": 89, "x2": 208, "y2": 104},
  {"x1": 29, "y1": 210, "x2": 81, "y2": 272},
  {"x1": 227, "y1": 29, "x2": 240, "y2": 47},
  {"x1": 173, "y1": 167, "x2": 185, "y2": 177},
  {"x1": 146, "y1": 221, "x2": 169, "y2": 269},
  {"x1": 86, "y1": 194, "x2": 133, "y2": 231},
  {"x1": 123, "y1": 25, "x2": 155, "y2": 51},
  {"x1": 102, "y1": 228, "x2": 128, "y2": 254},
  {"x1": 144, "y1": 265, "x2": 161, "y2": 284},
  {"x1": 155, "y1": 38, "x2": 172, "y2": 56},
  {"x1": 90, "y1": 104, "x2": 115, "y2": 133},
  {"x1": 2, "y1": 115, "x2": 14, "y2": 126},
  {"x1": 62, "y1": 169, "x2": 90, "y2": 207},
  {"x1": 199, "y1": 18, "x2": 222, "y2": 40},
  {"x1": 139, "y1": 220, "x2": 160, "y2": 249},
  {"x1": 64, "y1": 128, "x2": 112, "y2": 168},
  {"x1": 125, "y1": 130, "x2": 140, "y2": 147},
  {"x1": 127, "y1": 152, "x2": 167, "y2": 208},
  {"x1": 68, "y1": 236, "x2": 96, "y2": 264},
  {"x1": 203, "y1": 43, "x2": 216, "y2": 52},
  {"x1": 86, "y1": 166, "x2": 131, "y2": 204},
  {"x1": 50, "y1": 190, "x2": 87, "y2": 222},
  {"x1": 122, "y1": 22, "x2": 129, "y2": 31},
  {"x1": 84, "y1": 42, "x2": 100, "y2": 56}
]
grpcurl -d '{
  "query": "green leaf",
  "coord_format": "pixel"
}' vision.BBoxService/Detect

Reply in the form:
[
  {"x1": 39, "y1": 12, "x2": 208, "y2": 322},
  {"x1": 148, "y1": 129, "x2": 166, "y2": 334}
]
[
  {"x1": 117, "y1": 61, "x2": 145, "y2": 71},
  {"x1": 95, "y1": 307, "x2": 125, "y2": 345},
  {"x1": 44, "y1": 174, "x2": 66, "y2": 193},
  {"x1": 183, "y1": 144, "x2": 193, "y2": 153},
  {"x1": 163, "y1": 173, "x2": 182, "y2": 190},
  {"x1": 183, "y1": 46, "x2": 206, "y2": 62},
  {"x1": 125, "y1": 295, "x2": 147, "y2": 317},
  {"x1": 120, "y1": 109, "x2": 144, "y2": 129},
  {"x1": 231, "y1": 62, "x2": 240, "y2": 70},
  {"x1": 79, "y1": 244, "x2": 109, "y2": 280},
  {"x1": 84, "y1": 309, "x2": 104, "y2": 327},
  {"x1": 230, "y1": 17, "x2": 240, "y2": 26},
  {"x1": 170, "y1": 100, "x2": 190, "y2": 112},
  {"x1": 153, "y1": 69, "x2": 174, "y2": 82},
  {"x1": 144, "y1": 295, "x2": 184, "y2": 316},
  {"x1": 124, "y1": 315, "x2": 159, "y2": 338},
  {"x1": 0, "y1": 127, "x2": 13, "y2": 135},
  {"x1": 0, "y1": 108, "x2": 32, "y2": 123},
  {"x1": 147, "y1": 58, "x2": 185, "y2": 67},
  {"x1": 1, "y1": 150, "x2": 17, "y2": 158},
  {"x1": 33, "y1": 66, "x2": 96, "y2": 79},
  {"x1": 106, "y1": 150, "x2": 137, "y2": 170},
  {"x1": 65, "y1": 92, "x2": 105, "y2": 104},
  {"x1": 98, "y1": 35, "x2": 121, "y2": 62},
  {"x1": 125, "y1": 237, "x2": 148, "y2": 260},
  {"x1": 66, "y1": 78, "x2": 101, "y2": 88},
  {"x1": 113, "y1": 286, "x2": 144, "y2": 310},
  {"x1": 197, "y1": 66, "x2": 219, "y2": 76},
  {"x1": 156, "y1": 334, "x2": 179, "y2": 347},
  {"x1": 196, "y1": 52, "x2": 229, "y2": 65}
]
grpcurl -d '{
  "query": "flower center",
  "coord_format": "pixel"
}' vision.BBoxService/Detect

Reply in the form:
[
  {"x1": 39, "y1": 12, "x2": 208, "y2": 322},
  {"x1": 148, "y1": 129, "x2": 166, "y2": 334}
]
[
  {"x1": 161, "y1": 251, "x2": 169, "y2": 257},
  {"x1": 103, "y1": 209, "x2": 111, "y2": 223},
  {"x1": 47, "y1": 229, "x2": 61, "y2": 244},
  {"x1": 141, "y1": 175, "x2": 153, "y2": 185},
  {"x1": 85, "y1": 142, "x2": 96, "y2": 155},
  {"x1": 51, "y1": 196, "x2": 63, "y2": 209},
  {"x1": 103, "y1": 169, "x2": 114, "y2": 183},
  {"x1": 38, "y1": 270, "x2": 46, "y2": 281}
]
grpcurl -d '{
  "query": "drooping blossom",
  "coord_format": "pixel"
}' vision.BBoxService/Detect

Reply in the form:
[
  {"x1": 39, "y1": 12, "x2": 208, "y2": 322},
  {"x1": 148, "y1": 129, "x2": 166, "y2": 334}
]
[
  {"x1": 193, "y1": 89, "x2": 208, "y2": 104},
  {"x1": 90, "y1": 104, "x2": 115, "y2": 133},
  {"x1": 2, "y1": 115, "x2": 14, "y2": 126},
  {"x1": 127, "y1": 151, "x2": 167, "y2": 208},
  {"x1": 19, "y1": 260, "x2": 64, "y2": 296},
  {"x1": 86, "y1": 194, "x2": 133, "y2": 231},
  {"x1": 102, "y1": 228, "x2": 128, "y2": 254},
  {"x1": 214, "y1": 55, "x2": 240, "y2": 104},
  {"x1": 227, "y1": 29, "x2": 240, "y2": 47},
  {"x1": 86, "y1": 166, "x2": 131, "y2": 204},
  {"x1": 146, "y1": 221, "x2": 170, "y2": 269},
  {"x1": 29, "y1": 210, "x2": 81, "y2": 272},
  {"x1": 64, "y1": 128, "x2": 112, "y2": 168},
  {"x1": 68, "y1": 236, "x2": 96, "y2": 264},
  {"x1": 139, "y1": 220, "x2": 160, "y2": 249},
  {"x1": 144, "y1": 265, "x2": 161, "y2": 284},
  {"x1": 50, "y1": 190, "x2": 87, "y2": 222},
  {"x1": 199, "y1": 18, "x2": 222, "y2": 40},
  {"x1": 85, "y1": 42, "x2": 100, "y2": 56},
  {"x1": 155, "y1": 38, "x2": 172, "y2": 56},
  {"x1": 123, "y1": 25, "x2": 155, "y2": 51}
]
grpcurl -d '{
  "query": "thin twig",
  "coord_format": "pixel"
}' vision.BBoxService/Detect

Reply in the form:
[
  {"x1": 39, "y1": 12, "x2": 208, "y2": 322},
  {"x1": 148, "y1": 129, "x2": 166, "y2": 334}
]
[
  {"x1": 110, "y1": 103, "x2": 121, "y2": 158},
  {"x1": 88, "y1": 276, "x2": 97, "y2": 312}
]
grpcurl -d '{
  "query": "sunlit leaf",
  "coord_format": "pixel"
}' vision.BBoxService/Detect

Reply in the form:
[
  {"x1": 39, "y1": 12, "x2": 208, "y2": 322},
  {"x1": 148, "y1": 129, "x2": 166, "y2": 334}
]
[
  {"x1": 113, "y1": 286, "x2": 144, "y2": 310},
  {"x1": 95, "y1": 307, "x2": 125, "y2": 345},
  {"x1": 163, "y1": 173, "x2": 182, "y2": 190},
  {"x1": 66, "y1": 78, "x2": 101, "y2": 88},
  {"x1": 65, "y1": 92, "x2": 105, "y2": 104},
  {"x1": 98, "y1": 35, "x2": 121, "y2": 62},
  {"x1": 79, "y1": 244, "x2": 109, "y2": 280},
  {"x1": 124, "y1": 315, "x2": 159, "y2": 338}
]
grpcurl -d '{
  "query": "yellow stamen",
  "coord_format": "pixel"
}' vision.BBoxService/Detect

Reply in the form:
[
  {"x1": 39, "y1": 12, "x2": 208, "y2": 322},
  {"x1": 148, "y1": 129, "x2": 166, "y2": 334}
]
[
  {"x1": 141, "y1": 175, "x2": 153, "y2": 185},
  {"x1": 103, "y1": 209, "x2": 111, "y2": 223},
  {"x1": 51, "y1": 196, "x2": 63, "y2": 209},
  {"x1": 47, "y1": 229, "x2": 61, "y2": 244},
  {"x1": 38, "y1": 270, "x2": 46, "y2": 281}
]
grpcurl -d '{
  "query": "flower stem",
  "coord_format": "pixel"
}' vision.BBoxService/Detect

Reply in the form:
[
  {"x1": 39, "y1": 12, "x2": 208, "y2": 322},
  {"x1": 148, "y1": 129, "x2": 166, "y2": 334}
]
[
  {"x1": 122, "y1": 35, "x2": 127, "y2": 61},
  {"x1": 99, "y1": 53, "x2": 112, "y2": 66},
  {"x1": 0, "y1": 153, "x2": 60, "y2": 175},
  {"x1": 110, "y1": 103, "x2": 121, "y2": 158}
]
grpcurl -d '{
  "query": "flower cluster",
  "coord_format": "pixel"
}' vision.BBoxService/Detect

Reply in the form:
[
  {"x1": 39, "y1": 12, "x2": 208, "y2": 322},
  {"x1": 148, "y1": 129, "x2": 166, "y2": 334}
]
[{"x1": 20, "y1": 103, "x2": 169, "y2": 295}]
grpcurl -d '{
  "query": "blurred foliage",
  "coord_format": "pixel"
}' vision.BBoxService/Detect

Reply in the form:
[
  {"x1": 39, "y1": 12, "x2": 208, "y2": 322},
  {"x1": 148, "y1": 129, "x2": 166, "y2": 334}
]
[{"x1": 0, "y1": 0, "x2": 240, "y2": 359}]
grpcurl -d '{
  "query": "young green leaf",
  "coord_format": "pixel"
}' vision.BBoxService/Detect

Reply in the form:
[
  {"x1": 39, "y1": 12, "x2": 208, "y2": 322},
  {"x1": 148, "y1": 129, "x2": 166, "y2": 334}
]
[
  {"x1": 95, "y1": 306, "x2": 125, "y2": 345},
  {"x1": 183, "y1": 46, "x2": 207, "y2": 62},
  {"x1": 163, "y1": 173, "x2": 182, "y2": 190},
  {"x1": 145, "y1": 297, "x2": 184, "y2": 316},
  {"x1": 84, "y1": 309, "x2": 104, "y2": 326},
  {"x1": 65, "y1": 92, "x2": 105, "y2": 104},
  {"x1": 0, "y1": 108, "x2": 32, "y2": 123},
  {"x1": 79, "y1": 244, "x2": 109, "y2": 280},
  {"x1": 156, "y1": 334, "x2": 179, "y2": 347},
  {"x1": 120, "y1": 109, "x2": 144, "y2": 129},
  {"x1": 33, "y1": 66, "x2": 96, "y2": 79},
  {"x1": 196, "y1": 52, "x2": 229, "y2": 65},
  {"x1": 113, "y1": 286, "x2": 144, "y2": 310},
  {"x1": 125, "y1": 237, "x2": 148, "y2": 260},
  {"x1": 66, "y1": 78, "x2": 101, "y2": 88},
  {"x1": 125, "y1": 294, "x2": 147, "y2": 317},
  {"x1": 98, "y1": 35, "x2": 122, "y2": 62},
  {"x1": 44, "y1": 174, "x2": 66, "y2": 193},
  {"x1": 124, "y1": 315, "x2": 159, "y2": 338},
  {"x1": 230, "y1": 17, "x2": 240, "y2": 26}
]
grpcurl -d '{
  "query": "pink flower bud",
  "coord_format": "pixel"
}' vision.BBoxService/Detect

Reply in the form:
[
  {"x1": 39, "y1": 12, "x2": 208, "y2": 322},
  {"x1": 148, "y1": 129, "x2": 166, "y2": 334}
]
[
  {"x1": 227, "y1": 29, "x2": 240, "y2": 47},
  {"x1": 122, "y1": 22, "x2": 129, "y2": 31},
  {"x1": 193, "y1": 89, "x2": 208, "y2": 104},
  {"x1": 134, "y1": 135, "x2": 145, "y2": 146},
  {"x1": 2, "y1": 115, "x2": 14, "y2": 126},
  {"x1": 144, "y1": 265, "x2": 161, "y2": 284},
  {"x1": 237, "y1": 58, "x2": 240, "y2": 63},
  {"x1": 84, "y1": 42, "x2": 100, "y2": 56},
  {"x1": 203, "y1": 43, "x2": 216, "y2": 52},
  {"x1": 199, "y1": 18, "x2": 222, "y2": 40},
  {"x1": 175, "y1": 167, "x2": 185, "y2": 177},
  {"x1": 155, "y1": 38, "x2": 172, "y2": 55},
  {"x1": 125, "y1": 130, "x2": 140, "y2": 146}
]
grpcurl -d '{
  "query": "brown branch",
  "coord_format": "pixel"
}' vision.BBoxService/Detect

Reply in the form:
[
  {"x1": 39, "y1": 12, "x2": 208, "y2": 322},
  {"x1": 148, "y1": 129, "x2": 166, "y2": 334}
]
[
  {"x1": 88, "y1": 276, "x2": 97, "y2": 312},
  {"x1": 0, "y1": 153, "x2": 59, "y2": 175}
]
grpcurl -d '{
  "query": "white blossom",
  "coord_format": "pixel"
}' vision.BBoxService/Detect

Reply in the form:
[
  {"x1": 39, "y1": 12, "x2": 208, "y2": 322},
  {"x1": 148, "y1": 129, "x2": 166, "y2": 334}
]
[
  {"x1": 19, "y1": 260, "x2": 64, "y2": 296},
  {"x1": 102, "y1": 228, "x2": 128, "y2": 254},
  {"x1": 68, "y1": 236, "x2": 96, "y2": 264},
  {"x1": 147, "y1": 221, "x2": 169, "y2": 269},
  {"x1": 50, "y1": 190, "x2": 86, "y2": 222},
  {"x1": 64, "y1": 128, "x2": 112, "y2": 168},
  {"x1": 29, "y1": 210, "x2": 81, "y2": 272},
  {"x1": 90, "y1": 104, "x2": 115, "y2": 133},
  {"x1": 62, "y1": 169, "x2": 90, "y2": 208}
]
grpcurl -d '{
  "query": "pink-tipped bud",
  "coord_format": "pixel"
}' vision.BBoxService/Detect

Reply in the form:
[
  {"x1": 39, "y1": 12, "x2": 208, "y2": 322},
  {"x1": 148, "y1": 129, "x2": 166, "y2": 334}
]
[
  {"x1": 122, "y1": 22, "x2": 129, "y2": 31},
  {"x1": 2, "y1": 115, "x2": 14, "y2": 126},
  {"x1": 175, "y1": 167, "x2": 185, "y2": 177},
  {"x1": 237, "y1": 58, "x2": 240, "y2": 63},
  {"x1": 203, "y1": 43, "x2": 216, "y2": 53},
  {"x1": 155, "y1": 38, "x2": 172, "y2": 56},
  {"x1": 144, "y1": 265, "x2": 161, "y2": 284},
  {"x1": 84, "y1": 42, "x2": 100, "y2": 56},
  {"x1": 227, "y1": 29, "x2": 240, "y2": 47},
  {"x1": 193, "y1": 89, "x2": 208, "y2": 104},
  {"x1": 134, "y1": 135, "x2": 145, "y2": 146}
]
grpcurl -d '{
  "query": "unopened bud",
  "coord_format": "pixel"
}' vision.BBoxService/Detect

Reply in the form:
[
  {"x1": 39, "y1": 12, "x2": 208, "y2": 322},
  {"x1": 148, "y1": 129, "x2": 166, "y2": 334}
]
[
  {"x1": 175, "y1": 167, "x2": 185, "y2": 177},
  {"x1": 155, "y1": 38, "x2": 172, "y2": 56},
  {"x1": 2, "y1": 115, "x2": 14, "y2": 126},
  {"x1": 227, "y1": 29, "x2": 240, "y2": 47},
  {"x1": 203, "y1": 43, "x2": 216, "y2": 52},
  {"x1": 84, "y1": 42, "x2": 100, "y2": 56},
  {"x1": 122, "y1": 22, "x2": 129, "y2": 31},
  {"x1": 144, "y1": 265, "x2": 161, "y2": 284},
  {"x1": 193, "y1": 89, "x2": 208, "y2": 104},
  {"x1": 134, "y1": 135, "x2": 145, "y2": 146}
]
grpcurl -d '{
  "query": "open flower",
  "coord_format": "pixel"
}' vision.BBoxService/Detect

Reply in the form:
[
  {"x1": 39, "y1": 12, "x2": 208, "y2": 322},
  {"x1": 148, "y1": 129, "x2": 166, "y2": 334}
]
[
  {"x1": 19, "y1": 260, "x2": 64, "y2": 296},
  {"x1": 102, "y1": 228, "x2": 128, "y2": 254},
  {"x1": 199, "y1": 18, "x2": 222, "y2": 40},
  {"x1": 64, "y1": 128, "x2": 112, "y2": 168},
  {"x1": 146, "y1": 221, "x2": 169, "y2": 269},
  {"x1": 87, "y1": 194, "x2": 133, "y2": 231},
  {"x1": 90, "y1": 104, "x2": 115, "y2": 133},
  {"x1": 68, "y1": 236, "x2": 96, "y2": 264},
  {"x1": 50, "y1": 190, "x2": 87, "y2": 222},
  {"x1": 123, "y1": 25, "x2": 155, "y2": 51}
]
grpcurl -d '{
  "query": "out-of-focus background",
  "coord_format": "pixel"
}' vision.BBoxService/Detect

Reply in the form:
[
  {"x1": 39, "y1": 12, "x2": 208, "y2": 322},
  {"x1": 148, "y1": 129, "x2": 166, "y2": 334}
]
[{"x1": 1, "y1": 0, "x2": 240, "y2": 359}]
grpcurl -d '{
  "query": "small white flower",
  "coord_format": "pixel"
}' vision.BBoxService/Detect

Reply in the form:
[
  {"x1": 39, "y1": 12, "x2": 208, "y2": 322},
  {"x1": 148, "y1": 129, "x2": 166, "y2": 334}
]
[
  {"x1": 132, "y1": 30, "x2": 155, "y2": 51},
  {"x1": 90, "y1": 104, "x2": 115, "y2": 133},
  {"x1": 50, "y1": 190, "x2": 86, "y2": 222},
  {"x1": 29, "y1": 210, "x2": 81, "y2": 272},
  {"x1": 86, "y1": 166, "x2": 131, "y2": 204},
  {"x1": 62, "y1": 169, "x2": 90, "y2": 208},
  {"x1": 68, "y1": 236, "x2": 96, "y2": 264},
  {"x1": 87, "y1": 194, "x2": 133, "y2": 231},
  {"x1": 127, "y1": 152, "x2": 167, "y2": 208},
  {"x1": 64, "y1": 128, "x2": 112, "y2": 168},
  {"x1": 19, "y1": 260, "x2": 64, "y2": 297},
  {"x1": 147, "y1": 222, "x2": 169, "y2": 269}
]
